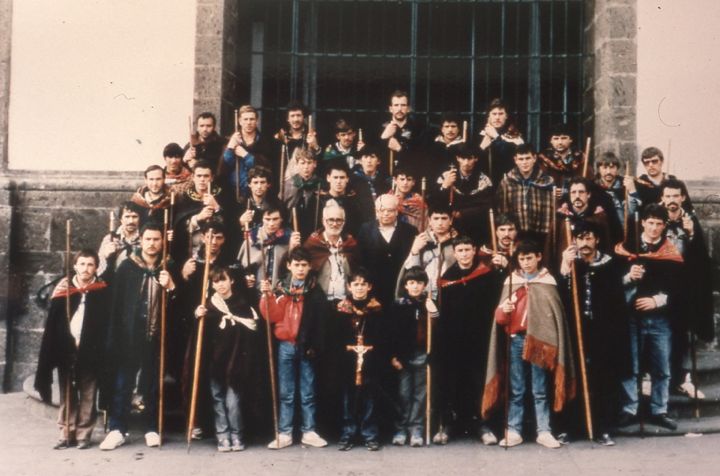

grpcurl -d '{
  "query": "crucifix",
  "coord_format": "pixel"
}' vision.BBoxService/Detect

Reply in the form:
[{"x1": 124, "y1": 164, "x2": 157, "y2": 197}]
[{"x1": 346, "y1": 334, "x2": 374, "y2": 386}]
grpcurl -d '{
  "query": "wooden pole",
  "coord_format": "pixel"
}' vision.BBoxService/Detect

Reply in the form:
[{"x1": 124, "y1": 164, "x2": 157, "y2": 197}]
[
  {"x1": 564, "y1": 219, "x2": 594, "y2": 440},
  {"x1": 503, "y1": 243, "x2": 514, "y2": 450},
  {"x1": 292, "y1": 207, "x2": 299, "y2": 233},
  {"x1": 313, "y1": 183, "x2": 322, "y2": 232},
  {"x1": 462, "y1": 120, "x2": 468, "y2": 143},
  {"x1": 234, "y1": 108, "x2": 239, "y2": 134},
  {"x1": 64, "y1": 220, "x2": 72, "y2": 443},
  {"x1": 691, "y1": 331, "x2": 700, "y2": 420},
  {"x1": 186, "y1": 242, "x2": 212, "y2": 449},
  {"x1": 358, "y1": 128, "x2": 364, "y2": 144},
  {"x1": 259, "y1": 237, "x2": 280, "y2": 446},
  {"x1": 158, "y1": 208, "x2": 169, "y2": 446},
  {"x1": 279, "y1": 145, "x2": 287, "y2": 200},
  {"x1": 308, "y1": 114, "x2": 313, "y2": 133},
  {"x1": 389, "y1": 150, "x2": 395, "y2": 177},
  {"x1": 420, "y1": 177, "x2": 428, "y2": 231},
  {"x1": 624, "y1": 161, "x2": 631, "y2": 242},
  {"x1": 551, "y1": 186, "x2": 557, "y2": 261},
  {"x1": 582, "y1": 137, "x2": 592, "y2": 178},
  {"x1": 427, "y1": 243, "x2": 441, "y2": 445},
  {"x1": 489, "y1": 208, "x2": 498, "y2": 253},
  {"x1": 633, "y1": 211, "x2": 644, "y2": 437}
]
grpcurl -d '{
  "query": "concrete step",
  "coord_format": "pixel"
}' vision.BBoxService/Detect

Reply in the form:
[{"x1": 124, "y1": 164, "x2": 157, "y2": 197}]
[
  {"x1": 615, "y1": 415, "x2": 720, "y2": 437},
  {"x1": 695, "y1": 350, "x2": 720, "y2": 386}
]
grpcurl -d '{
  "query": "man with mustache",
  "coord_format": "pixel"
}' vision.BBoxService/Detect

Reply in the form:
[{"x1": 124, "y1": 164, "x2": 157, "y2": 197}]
[
  {"x1": 556, "y1": 221, "x2": 630, "y2": 446},
  {"x1": 274, "y1": 101, "x2": 321, "y2": 186},
  {"x1": 380, "y1": 90, "x2": 425, "y2": 171},
  {"x1": 594, "y1": 152, "x2": 641, "y2": 227},
  {"x1": 660, "y1": 180, "x2": 714, "y2": 400},
  {"x1": 478, "y1": 98, "x2": 524, "y2": 185},
  {"x1": 635, "y1": 146, "x2": 693, "y2": 211},
  {"x1": 538, "y1": 123, "x2": 588, "y2": 199},
  {"x1": 184, "y1": 112, "x2": 226, "y2": 173},
  {"x1": 97, "y1": 202, "x2": 143, "y2": 276}
]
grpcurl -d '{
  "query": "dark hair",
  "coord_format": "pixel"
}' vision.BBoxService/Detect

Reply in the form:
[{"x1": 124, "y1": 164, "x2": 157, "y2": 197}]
[
  {"x1": 660, "y1": 179, "x2": 686, "y2": 197},
  {"x1": 140, "y1": 222, "x2": 163, "y2": 236},
  {"x1": 197, "y1": 112, "x2": 216, "y2": 125},
  {"x1": 495, "y1": 212, "x2": 519, "y2": 229},
  {"x1": 262, "y1": 206, "x2": 284, "y2": 219},
  {"x1": 163, "y1": 142, "x2": 184, "y2": 158},
  {"x1": 389, "y1": 90, "x2": 409, "y2": 103},
  {"x1": 199, "y1": 219, "x2": 226, "y2": 235},
  {"x1": 452, "y1": 235, "x2": 475, "y2": 249},
  {"x1": 295, "y1": 148, "x2": 317, "y2": 163},
  {"x1": 428, "y1": 202, "x2": 452, "y2": 217},
  {"x1": 393, "y1": 164, "x2": 416, "y2": 180},
  {"x1": 572, "y1": 220, "x2": 601, "y2": 239},
  {"x1": 248, "y1": 165, "x2": 272, "y2": 181},
  {"x1": 549, "y1": 123, "x2": 572, "y2": 138},
  {"x1": 193, "y1": 160, "x2": 214, "y2": 174},
  {"x1": 325, "y1": 159, "x2": 350, "y2": 176},
  {"x1": 486, "y1": 98, "x2": 507, "y2": 113},
  {"x1": 450, "y1": 142, "x2": 479, "y2": 160},
  {"x1": 286, "y1": 100, "x2": 307, "y2": 116},
  {"x1": 359, "y1": 144, "x2": 381, "y2": 159},
  {"x1": 514, "y1": 143, "x2": 535, "y2": 156},
  {"x1": 641, "y1": 147, "x2": 664, "y2": 163},
  {"x1": 334, "y1": 118, "x2": 354, "y2": 134},
  {"x1": 440, "y1": 111, "x2": 462, "y2": 126},
  {"x1": 596, "y1": 151, "x2": 621, "y2": 167},
  {"x1": 144, "y1": 164, "x2": 165, "y2": 178},
  {"x1": 347, "y1": 267, "x2": 372, "y2": 285},
  {"x1": 288, "y1": 247, "x2": 311, "y2": 264},
  {"x1": 567, "y1": 176, "x2": 591, "y2": 193},
  {"x1": 119, "y1": 201, "x2": 144, "y2": 217},
  {"x1": 401, "y1": 266, "x2": 429, "y2": 286},
  {"x1": 642, "y1": 203, "x2": 669, "y2": 222},
  {"x1": 209, "y1": 264, "x2": 233, "y2": 283},
  {"x1": 513, "y1": 239, "x2": 543, "y2": 262},
  {"x1": 74, "y1": 248, "x2": 99, "y2": 266}
]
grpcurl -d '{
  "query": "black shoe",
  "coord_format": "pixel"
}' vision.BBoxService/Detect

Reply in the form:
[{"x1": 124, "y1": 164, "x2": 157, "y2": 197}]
[
  {"x1": 594, "y1": 433, "x2": 616, "y2": 446},
  {"x1": 616, "y1": 412, "x2": 638, "y2": 427},
  {"x1": 650, "y1": 413, "x2": 678, "y2": 430},
  {"x1": 53, "y1": 439, "x2": 72, "y2": 450},
  {"x1": 337, "y1": 439, "x2": 354, "y2": 451},
  {"x1": 365, "y1": 440, "x2": 380, "y2": 452},
  {"x1": 556, "y1": 432, "x2": 571, "y2": 445},
  {"x1": 76, "y1": 440, "x2": 92, "y2": 450}
]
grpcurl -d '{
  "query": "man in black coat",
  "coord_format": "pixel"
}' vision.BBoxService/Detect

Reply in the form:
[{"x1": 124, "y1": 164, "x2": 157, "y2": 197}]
[{"x1": 35, "y1": 250, "x2": 110, "y2": 449}]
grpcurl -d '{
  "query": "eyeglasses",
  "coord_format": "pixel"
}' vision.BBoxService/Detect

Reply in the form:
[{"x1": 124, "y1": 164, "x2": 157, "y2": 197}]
[{"x1": 325, "y1": 218, "x2": 345, "y2": 224}]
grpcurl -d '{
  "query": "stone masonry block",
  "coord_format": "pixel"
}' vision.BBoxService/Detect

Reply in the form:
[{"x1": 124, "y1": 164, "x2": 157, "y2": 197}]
[
  {"x1": 49, "y1": 208, "x2": 108, "y2": 252},
  {"x1": 15, "y1": 189, "x2": 137, "y2": 210},
  {"x1": 15, "y1": 252, "x2": 63, "y2": 277},
  {"x1": 609, "y1": 76, "x2": 636, "y2": 108},
  {"x1": 196, "y1": 4, "x2": 224, "y2": 38},
  {"x1": 15, "y1": 210, "x2": 51, "y2": 252},
  {"x1": 607, "y1": 6, "x2": 636, "y2": 39}
]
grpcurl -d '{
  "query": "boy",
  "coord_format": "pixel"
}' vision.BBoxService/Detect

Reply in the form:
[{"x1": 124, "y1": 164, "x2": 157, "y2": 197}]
[
  {"x1": 194, "y1": 265, "x2": 261, "y2": 452},
  {"x1": 389, "y1": 266, "x2": 439, "y2": 447},
  {"x1": 481, "y1": 240, "x2": 575, "y2": 449},
  {"x1": 334, "y1": 268, "x2": 383, "y2": 451},
  {"x1": 259, "y1": 248, "x2": 330, "y2": 449},
  {"x1": 392, "y1": 165, "x2": 427, "y2": 230}
]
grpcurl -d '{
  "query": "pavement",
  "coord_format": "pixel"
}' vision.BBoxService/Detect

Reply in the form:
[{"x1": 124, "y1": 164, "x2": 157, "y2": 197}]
[{"x1": 2, "y1": 392, "x2": 720, "y2": 476}]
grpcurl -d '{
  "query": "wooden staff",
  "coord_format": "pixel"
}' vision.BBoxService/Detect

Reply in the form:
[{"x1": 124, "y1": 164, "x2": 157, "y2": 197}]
[
  {"x1": 259, "y1": 236, "x2": 280, "y2": 446},
  {"x1": 427, "y1": 243, "x2": 442, "y2": 445},
  {"x1": 313, "y1": 182, "x2": 322, "y2": 231},
  {"x1": 186, "y1": 242, "x2": 212, "y2": 449},
  {"x1": 234, "y1": 108, "x2": 239, "y2": 134},
  {"x1": 278, "y1": 144, "x2": 287, "y2": 200},
  {"x1": 420, "y1": 177, "x2": 428, "y2": 231},
  {"x1": 488, "y1": 147, "x2": 493, "y2": 182},
  {"x1": 64, "y1": 220, "x2": 72, "y2": 443},
  {"x1": 358, "y1": 128, "x2": 364, "y2": 144},
  {"x1": 691, "y1": 331, "x2": 700, "y2": 420},
  {"x1": 308, "y1": 114, "x2": 313, "y2": 133},
  {"x1": 633, "y1": 211, "x2": 644, "y2": 437},
  {"x1": 550, "y1": 186, "x2": 557, "y2": 258},
  {"x1": 109, "y1": 211, "x2": 116, "y2": 235},
  {"x1": 489, "y1": 208, "x2": 498, "y2": 253},
  {"x1": 564, "y1": 219, "x2": 594, "y2": 440},
  {"x1": 462, "y1": 120, "x2": 468, "y2": 143},
  {"x1": 448, "y1": 166, "x2": 456, "y2": 207},
  {"x1": 169, "y1": 192, "x2": 176, "y2": 230},
  {"x1": 389, "y1": 150, "x2": 395, "y2": 177},
  {"x1": 624, "y1": 161, "x2": 631, "y2": 241},
  {"x1": 292, "y1": 207, "x2": 299, "y2": 233},
  {"x1": 158, "y1": 208, "x2": 169, "y2": 446},
  {"x1": 188, "y1": 115, "x2": 194, "y2": 146},
  {"x1": 582, "y1": 137, "x2": 592, "y2": 178},
  {"x1": 503, "y1": 243, "x2": 514, "y2": 450}
]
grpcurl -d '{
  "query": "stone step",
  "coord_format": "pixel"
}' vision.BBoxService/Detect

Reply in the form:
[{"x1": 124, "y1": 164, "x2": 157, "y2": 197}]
[
  {"x1": 668, "y1": 381, "x2": 720, "y2": 419},
  {"x1": 695, "y1": 350, "x2": 720, "y2": 386},
  {"x1": 615, "y1": 415, "x2": 720, "y2": 437}
]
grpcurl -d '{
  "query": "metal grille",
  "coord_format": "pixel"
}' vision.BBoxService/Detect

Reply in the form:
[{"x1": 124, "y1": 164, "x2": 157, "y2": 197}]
[{"x1": 239, "y1": 0, "x2": 586, "y2": 147}]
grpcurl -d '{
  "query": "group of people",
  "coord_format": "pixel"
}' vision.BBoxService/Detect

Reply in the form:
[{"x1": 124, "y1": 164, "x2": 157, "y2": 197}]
[{"x1": 34, "y1": 90, "x2": 714, "y2": 454}]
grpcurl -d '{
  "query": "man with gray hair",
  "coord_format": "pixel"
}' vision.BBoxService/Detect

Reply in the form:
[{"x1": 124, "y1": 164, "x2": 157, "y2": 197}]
[{"x1": 357, "y1": 194, "x2": 417, "y2": 307}]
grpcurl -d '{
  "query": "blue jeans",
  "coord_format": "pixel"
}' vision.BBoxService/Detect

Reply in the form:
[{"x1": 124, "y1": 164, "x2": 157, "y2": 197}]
[
  {"x1": 395, "y1": 351, "x2": 427, "y2": 437},
  {"x1": 277, "y1": 341, "x2": 317, "y2": 434},
  {"x1": 108, "y1": 361, "x2": 157, "y2": 434},
  {"x1": 507, "y1": 334, "x2": 550, "y2": 434},
  {"x1": 621, "y1": 315, "x2": 672, "y2": 415},
  {"x1": 210, "y1": 379, "x2": 242, "y2": 441},
  {"x1": 340, "y1": 383, "x2": 378, "y2": 442}
]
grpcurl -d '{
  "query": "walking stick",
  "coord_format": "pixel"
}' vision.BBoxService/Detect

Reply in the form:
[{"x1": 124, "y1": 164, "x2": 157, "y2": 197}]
[
  {"x1": 389, "y1": 150, "x2": 395, "y2": 177},
  {"x1": 279, "y1": 144, "x2": 287, "y2": 201},
  {"x1": 259, "y1": 232, "x2": 280, "y2": 446},
  {"x1": 427, "y1": 242, "x2": 442, "y2": 445},
  {"x1": 186, "y1": 242, "x2": 212, "y2": 449},
  {"x1": 462, "y1": 121, "x2": 468, "y2": 143},
  {"x1": 234, "y1": 109, "x2": 241, "y2": 203},
  {"x1": 158, "y1": 208, "x2": 169, "y2": 446},
  {"x1": 448, "y1": 166, "x2": 456, "y2": 208},
  {"x1": 633, "y1": 211, "x2": 645, "y2": 437},
  {"x1": 582, "y1": 137, "x2": 592, "y2": 178},
  {"x1": 292, "y1": 207, "x2": 299, "y2": 234},
  {"x1": 624, "y1": 161, "x2": 631, "y2": 242},
  {"x1": 551, "y1": 186, "x2": 557, "y2": 260},
  {"x1": 503, "y1": 243, "x2": 514, "y2": 450},
  {"x1": 488, "y1": 148, "x2": 493, "y2": 182},
  {"x1": 64, "y1": 220, "x2": 72, "y2": 443},
  {"x1": 564, "y1": 219, "x2": 594, "y2": 440},
  {"x1": 358, "y1": 128, "x2": 363, "y2": 144},
  {"x1": 691, "y1": 331, "x2": 700, "y2": 420},
  {"x1": 313, "y1": 182, "x2": 322, "y2": 232},
  {"x1": 420, "y1": 178, "x2": 428, "y2": 231},
  {"x1": 489, "y1": 208, "x2": 498, "y2": 253}
]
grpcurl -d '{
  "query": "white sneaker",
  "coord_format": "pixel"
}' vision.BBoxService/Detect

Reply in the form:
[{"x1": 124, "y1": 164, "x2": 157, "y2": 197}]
[
  {"x1": 99, "y1": 430, "x2": 126, "y2": 451},
  {"x1": 481, "y1": 431, "x2": 498, "y2": 446},
  {"x1": 499, "y1": 430, "x2": 523, "y2": 447},
  {"x1": 267, "y1": 433, "x2": 293, "y2": 449},
  {"x1": 679, "y1": 375, "x2": 706, "y2": 400},
  {"x1": 301, "y1": 431, "x2": 328, "y2": 448},
  {"x1": 536, "y1": 431, "x2": 561, "y2": 449},
  {"x1": 144, "y1": 431, "x2": 160, "y2": 448}
]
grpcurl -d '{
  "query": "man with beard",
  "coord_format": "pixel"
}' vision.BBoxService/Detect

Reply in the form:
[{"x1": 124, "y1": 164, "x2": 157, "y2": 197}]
[
  {"x1": 274, "y1": 101, "x2": 321, "y2": 186},
  {"x1": 35, "y1": 250, "x2": 110, "y2": 449},
  {"x1": 322, "y1": 118, "x2": 366, "y2": 173},
  {"x1": 556, "y1": 222, "x2": 630, "y2": 446},
  {"x1": 435, "y1": 236, "x2": 498, "y2": 446},
  {"x1": 594, "y1": 152, "x2": 641, "y2": 227},
  {"x1": 478, "y1": 98, "x2": 524, "y2": 185},
  {"x1": 162, "y1": 143, "x2": 192, "y2": 193},
  {"x1": 615, "y1": 204, "x2": 684, "y2": 431},
  {"x1": 306, "y1": 161, "x2": 366, "y2": 237},
  {"x1": 357, "y1": 194, "x2": 417, "y2": 308},
  {"x1": 238, "y1": 166, "x2": 285, "y2": 232},
  {"x1": 97, "y1": 202, "x2": 142, "y2": 277},
  {"x1": 184, "y1": 112, "x2": 226, "y2": 173},
  {"x1": 221, "y1": 105, "x2": 272, "y2": 200},
  {"x1": 538, "y1": 123, "x2": 588, "y2": 198},
  {"x1": 129, "y1": 165, "x2": 172, "y2": 224},
  {"x1": 660, "y1": 180, "x2": 714, "y2": 400},
  {"x1": 282, "y1": 149, "x2": 322, "y2": 239},
  {"x1": 380, "y1": 90, "x2": 425, "y2": 170},
  {"x1": 100, "y1": 223, "x2": 177, "y2": 450},
  {"x1": 426, "y1": 112, "x2": 465, "y2": 180}
]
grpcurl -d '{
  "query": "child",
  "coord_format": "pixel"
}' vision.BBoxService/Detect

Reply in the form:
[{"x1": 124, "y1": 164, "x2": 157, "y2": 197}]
[
  {"x1": 194, "y1": 265, "x2": 260, "y2": 452},
  {"x1": 259, "y1": 247, "x2": 329, "y2": 449},
  {"x1": 334, "y1": 268, "x2": 383, "y2": 451},
  {"x1": 481, "y1": 240, "x2": 575, "y2": 449},
  {"x1": 389, "y1": 266, "x2": 439, "y2": 447}
]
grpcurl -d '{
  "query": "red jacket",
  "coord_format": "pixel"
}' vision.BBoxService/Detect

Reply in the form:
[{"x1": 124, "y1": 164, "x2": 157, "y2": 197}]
[{"x1": 495, "y1": 282, "x2": 529, "y2": 335}]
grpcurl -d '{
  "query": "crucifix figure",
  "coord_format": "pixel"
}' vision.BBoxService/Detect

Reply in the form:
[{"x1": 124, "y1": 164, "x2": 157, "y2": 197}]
[{"x1": 346, "y1": 334, "x2": 374, "y2": 386}]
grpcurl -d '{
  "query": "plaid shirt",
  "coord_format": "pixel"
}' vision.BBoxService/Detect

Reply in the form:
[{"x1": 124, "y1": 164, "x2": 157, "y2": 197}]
[{"x1": 497, "y1": 166, "x2": 555, "y2": 234}]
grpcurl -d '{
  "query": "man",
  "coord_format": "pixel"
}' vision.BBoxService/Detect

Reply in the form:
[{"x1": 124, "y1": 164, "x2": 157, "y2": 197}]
[
  {"x1": 130, "y1": 165, "x2": 172, "y2": 224},
  {"x1": 282, "y1": 149, "x2": 322, "y2": 239},
  {"x1": 222, "y1": 105, "x2": 271, "y2": 200},
  {"x1": 426, "y1": 112, "x2": 465, "y2": 180},
  {"x1": 496, "y1": 144, "x2": 554, "y2": 246},
  {"x1": 303, "y1": 201, "x2": 359, "y2": 303},
  {"x1": 392, "y1": 165, "x2": 427, "y2": 230},
  {"x1": 435, "y1": 236, "x2": 498, "y2": 446},
  {"x1": 322, "y1": 118, "x2": 366, "y2": 172},
  {"x1": 401, "y1": 204, "x2": 458, "y2": 300},
  {"x1": 538, "y1": 123, "x2": 588, "y2": 197},
  {"x1": 306, "y1": 160, "x2": 365, "y2": 237},
  {"x1": 238, "y1": 166, "x2": 284, "y2": 232},
  {"x1": 100, "y1": 223, "x2": 177, "y2": 450},
  {"x1": 35, "y1": 250, "x2": 110, "y2": 449},
  {"x1": 615, "y1": 204, "x2": 684, "y2": 431},
  {"x1": 274, "y1": 101, "x2": 321, "y2": 185},
  {"x1": 436, "y1": 143, "x2": 493, "y2": 243},
  {"x1": 380, "y1": 90, "x2": 424, "y2": 169},
  {"x1": 356, "y1": 194, "x2": 417, "y2": 308},
  {"x1": 162, "y1": 142, "x2": 192, "y2": 192},
  {"x1": 351, "y1": 146, "x2": 393, "y2": 220},
  {"x1": 97, "y1": 202, "x2": 143, "y2": 276},
  {"x1": 660, "y1": 180, "x2": 714, "y2": 399},
  {"x1": 478, "y1": 98, "x2": 524, "y2": 185},
  {"x1": 636, "y1": 146, "x2": 692, "y2": 210},
  {"x1": 184, "y1": 112, "x2": 225, "y2": 173},
  {"x1": 557, "y1": 222, "x2": 630, "y2": 445},
  {"x1": 238, "y1": 207, "x2": 302, "y2": 289},
  {"x1": 594, "y1": 151, "x2": 641, "y2": 228}
]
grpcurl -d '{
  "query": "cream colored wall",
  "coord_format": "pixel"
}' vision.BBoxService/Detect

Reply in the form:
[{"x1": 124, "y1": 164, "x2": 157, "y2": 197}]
[
  {"x1": 637, "y1": 0, "x2": 720, "y2": 180},
  {"x1": 8, "y1": 0, "x2": 196, "y2": 171}
]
